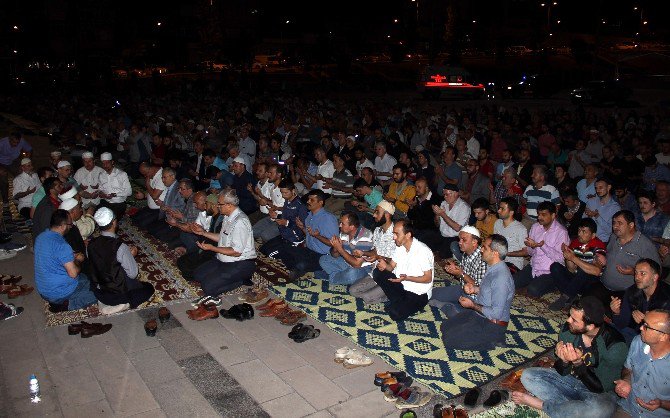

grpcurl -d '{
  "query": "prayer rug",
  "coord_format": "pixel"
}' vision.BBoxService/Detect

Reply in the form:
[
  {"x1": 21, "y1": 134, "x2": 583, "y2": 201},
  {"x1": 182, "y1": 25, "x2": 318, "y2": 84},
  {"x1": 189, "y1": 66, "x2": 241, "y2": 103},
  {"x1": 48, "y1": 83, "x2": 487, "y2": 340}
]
[
  {"x1": 43, "y1": 221, "x2": 274, "y2": 327},
  {"x1": 268, "y1": 271, "x2": 561, "y2": 399}
]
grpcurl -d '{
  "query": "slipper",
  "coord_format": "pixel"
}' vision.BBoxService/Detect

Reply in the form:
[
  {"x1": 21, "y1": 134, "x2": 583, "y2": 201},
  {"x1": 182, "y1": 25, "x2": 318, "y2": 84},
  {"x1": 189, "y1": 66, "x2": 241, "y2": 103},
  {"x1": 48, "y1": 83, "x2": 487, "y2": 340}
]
[
  {"x1": 291, "y1": 325, "x2": 320, "y2": 343},
  {"x1": 463, "y1": 387, "x2": 481, "y2": 408},
  {"x1": 482, "y1": 390, "x2": 509, "y2": 408},
  {"x1": 288, "y1": 323, "x2": 305, "y2": 339}
]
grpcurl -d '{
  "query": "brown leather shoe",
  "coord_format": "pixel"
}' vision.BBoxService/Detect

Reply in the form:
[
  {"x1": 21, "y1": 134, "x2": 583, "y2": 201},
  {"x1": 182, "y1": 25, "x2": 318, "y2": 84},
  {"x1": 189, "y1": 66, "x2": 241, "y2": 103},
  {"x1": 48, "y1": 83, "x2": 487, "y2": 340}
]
[
  {"x1": 190, "y1": 304, "x2": 219, "y2": 321},
  {"x1": 240, "y1": 288, "x2": 269, "y2": 304},
  {"x1": 275, "y1": 307, "x2": 300, "y2": 321},
  {"x1": 259, "y1": 302, "x2": 288, "y2": 316},
  {"x1": 280, "y1": 310, "x2": 306, "y2": 325},
  {"x1": 8, "y1": 284, "x2": 34, "y2": 299},
  {"x1": 0, "y1": 275, "x2": 22, "y2": 286},
  {"x1": 80, "y1": 323, "x2": 113, "y2": 338},
  {"x1": 186, "y1": 304, "x2": 207, "y2": 319},
  {"x1": 258, "y1": 298, "x2": 283, "y2": 310}
]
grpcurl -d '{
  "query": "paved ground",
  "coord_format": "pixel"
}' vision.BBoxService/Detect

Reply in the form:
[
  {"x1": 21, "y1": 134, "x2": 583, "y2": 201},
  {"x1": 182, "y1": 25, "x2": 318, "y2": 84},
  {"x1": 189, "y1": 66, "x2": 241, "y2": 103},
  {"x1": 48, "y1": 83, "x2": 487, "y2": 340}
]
[{"x1": 0, "y1": 245, "x2": 441, "y2": 417}]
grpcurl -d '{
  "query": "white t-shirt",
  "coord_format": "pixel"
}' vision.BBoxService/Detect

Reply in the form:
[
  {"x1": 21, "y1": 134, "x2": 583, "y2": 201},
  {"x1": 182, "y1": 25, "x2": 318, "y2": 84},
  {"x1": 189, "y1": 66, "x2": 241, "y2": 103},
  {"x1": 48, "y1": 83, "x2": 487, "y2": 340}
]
[
  {"x1": 194, "y1": 210, "x2": 212, "y2": 231},
  {"x1": 374, "y1": 154, "x2": 397, "y2": 181},
  {"x1": 12, "y1": 171, "x2": 41, "y2": 211},
  {"x1": 74, "y1": 165, "x2": 105, "y2": 206},
  {"x1": 392, "y1": 238, "x2": 434, "y2": 298},
  {"x1": 147, "y1": 168, "x2": 167, "y2": 210},
  {"x1": 356, "y1": 159, "x2": 375, "y2": 177},
  {"x1": 656, "y1": 152, "x2": 670, "y2": 165},
  {"x1": 493, "y1": 219, "x2": 528, "y2": 270},
  {"x1": 258, "y1": 180, "x2": 274, "y2": 214},
  {"x1": 316, "y1": 160, "x2": 335, "y2": 194},
  {"x1": 438, "y1": 198, "x2": 471, "y2": 238}
]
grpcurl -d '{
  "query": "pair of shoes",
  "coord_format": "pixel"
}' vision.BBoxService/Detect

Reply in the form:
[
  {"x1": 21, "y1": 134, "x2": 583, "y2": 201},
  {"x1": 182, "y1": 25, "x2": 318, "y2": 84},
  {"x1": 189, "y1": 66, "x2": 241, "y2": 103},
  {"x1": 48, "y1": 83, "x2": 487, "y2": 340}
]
[
  {"x1": 48, "y1": 300, "x2": 69, "y2": 313},
  {"x1": 482, "y1": 390, "x2": 509, "y2": 408},
  {"x1": 7, "y1": 284, "x2": 34, "y2": 298},
  {"x1": 260, "y1": 301, "x2": 289, "y2": 317},
  {"x1": 288, "y1": 324, "x2": 320, "y2": 343},
  {"x1": 0, "y1": 303, "x2": 23, "y2": 320},
  {"x1": 220, "y1": 303, "x2": 254, "y2": 321},
  {"x1": 238, "y1": 288, "x2": 269, "y2": 304},
  {"x1": 374, "y1": 371, "x2": 407, "y2": 386},
  {"x1": 68, "y1": 321, "x2": 113, "y2": 338},
  {"x1": 381, "y1": 374, "x2": 414, "y2": 392},
  {"x1": 334, "y1": 347, "x2": 373, "y2": 368},
  {"x1": 190, "y1": 295, "x2": 222, "y2": 307},
  {"x1": 187, "y1": 304, "x2": 219, "y2": 321},
  {"x1": 0, "y1": 274, "x2": 22, "y2": 285},
  {"x1": 463, "y1": 387, "x2": 481, "y2": 408},
  {"x1": 433, "y1": 404, "x2": 468, "y2": 418},
  {"x1": 383, "y1": 384, "x2": 414, "y2": 402},
  {"x1": 394, "y1": 387, "x2": 433, "y2": 410},
  {"x1": 277, "y1": 308, "x2": 306, "y2": 325},
  {"x1": 548, "y1": 294, "x2": 572, "y2": 311}
]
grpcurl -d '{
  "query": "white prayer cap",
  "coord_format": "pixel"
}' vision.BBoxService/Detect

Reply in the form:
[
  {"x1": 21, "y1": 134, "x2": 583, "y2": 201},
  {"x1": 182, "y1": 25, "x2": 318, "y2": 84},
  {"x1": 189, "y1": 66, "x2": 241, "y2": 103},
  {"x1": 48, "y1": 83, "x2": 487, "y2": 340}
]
[
  {"x1": 377, "y1": 200, "x2": 396, "y2": 216},
  {"x1": 57, "y1": 161, "x2": 71, "y2": 169},
  {"x1": 20, "y1": 158, "x2": 31, "y2": 165},
  {"x1": 459, "y1": 225, "x2": 481, "y2": 238},
  {"x1": 59, "y1": 198, "x2": 78, "y2": 211},
  {"x1": 59, "y1": 188, "x2": 77, "y2": 200},
  {"x1": 50, "y1": 151, "x2": 62, "y2": 158},
  {"x1": 100, "y1": 152, "x2": 113, "y2": 161},
  {"x1": 232, "y1": 156, "x2": 247, "y2": 166},
  {"x1": 93, "y1": 207, "x2": 115, "y2": 227},
  {"x1": 82, "y1": 151, "x2": 94, "y2": 159}
]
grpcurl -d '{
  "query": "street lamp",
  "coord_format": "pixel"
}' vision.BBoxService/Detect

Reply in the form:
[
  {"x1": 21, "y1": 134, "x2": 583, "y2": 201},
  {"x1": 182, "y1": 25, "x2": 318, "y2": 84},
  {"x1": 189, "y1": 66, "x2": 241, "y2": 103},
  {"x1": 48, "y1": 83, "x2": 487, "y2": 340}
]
[
  {"x1": 157, "y1": 22, "x2": 162, "y2": 26},
  {"x1": 541, "y1": 2, "x2": 558, "y2": 35}
]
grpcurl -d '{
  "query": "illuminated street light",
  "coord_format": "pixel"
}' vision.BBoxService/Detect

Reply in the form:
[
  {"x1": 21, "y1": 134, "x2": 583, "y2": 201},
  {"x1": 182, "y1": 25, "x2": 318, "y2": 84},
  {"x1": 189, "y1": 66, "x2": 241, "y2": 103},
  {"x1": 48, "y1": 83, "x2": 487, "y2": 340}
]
[
  {"x1": 472, "y1": 20, "x2": 477, "y2": 23},
  {"x1": 13, "y1": 50, "x2": 17, "y2": 54},
  {"x1": 13, "y1": 25, "x2": 19, "y2": 30},
  {"x1": 549, "y1": 33, "x2": 553, "y2": 36},
  {"x1": 157, "y1": 22, "x2": 162, "y2": 26},
  {"x1": 557, "y1": 20, "x2": 561, "y2": 24},
  {"x1": 387, "y1": 35, "x2": 391, "y2": 38},
  {"x1": 633, "y1": 6, "x2": 638, "y2": 10},
  {"x1": 393, "y1": 18, "x2": 399, "y2": 23},
  {"x1": 285, "y1": 20, "x2": 290, "y2": 24},
  {"x1": 643, "y1": 20, "x2": 648, "y2": 25}
]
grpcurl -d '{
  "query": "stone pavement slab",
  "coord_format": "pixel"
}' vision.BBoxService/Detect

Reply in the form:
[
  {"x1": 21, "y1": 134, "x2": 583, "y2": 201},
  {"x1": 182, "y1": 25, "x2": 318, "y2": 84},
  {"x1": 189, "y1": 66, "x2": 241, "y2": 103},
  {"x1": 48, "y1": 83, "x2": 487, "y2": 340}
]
[
  {"x1": 327, "y1": 389, "x2": 398, "y2": 418},
  {"x1": 227, "y1": 359, "x2": 294, "y2": 403},
  {"x1": 260, "y1": 392, "x2": 317, "y2": 418},
  {"x1": 279, "y1": 365, "x2": 350, "y2": 410}
]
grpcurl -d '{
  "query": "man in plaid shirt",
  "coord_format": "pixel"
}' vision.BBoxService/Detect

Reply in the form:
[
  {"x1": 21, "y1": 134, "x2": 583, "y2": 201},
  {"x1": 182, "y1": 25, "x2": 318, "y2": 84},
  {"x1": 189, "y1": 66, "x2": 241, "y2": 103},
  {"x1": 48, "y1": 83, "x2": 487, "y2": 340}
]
[{"x1": 429, "y1": 225, "x2": 487, "y2": 317}]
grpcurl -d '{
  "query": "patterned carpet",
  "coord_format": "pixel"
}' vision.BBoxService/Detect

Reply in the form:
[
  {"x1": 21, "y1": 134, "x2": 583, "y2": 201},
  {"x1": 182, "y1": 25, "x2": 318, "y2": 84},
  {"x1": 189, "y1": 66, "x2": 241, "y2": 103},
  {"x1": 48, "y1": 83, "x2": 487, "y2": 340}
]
[{"x1": 267, "y1": 266, "x2": 561, "y2": 400}]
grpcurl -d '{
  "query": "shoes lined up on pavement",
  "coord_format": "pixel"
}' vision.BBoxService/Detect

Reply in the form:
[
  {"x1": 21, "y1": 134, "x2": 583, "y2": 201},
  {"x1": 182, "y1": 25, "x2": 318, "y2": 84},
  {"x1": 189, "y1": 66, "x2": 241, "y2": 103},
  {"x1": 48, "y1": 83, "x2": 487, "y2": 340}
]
[
  {"x1": 433, "y1": 404, "x2": 469, "y2": 418},
  {"x1": 287, "y1": 323, "x2": 320, "y2": 343},
  {"x1": 258, "y1": 298, "x2": 307, "y2": 325},
  {"x1": 67, "y1": 321, "x2": 113, "y2": 338},
  {"x1": 187, "y1": 303, "x2": 219, "y2": 321},
  {"x1": 220, "y1": 303, "x2": 254, "y2": 321},
  {"x1": 373, "y1": 371, "x2": 433, "y2": 410},
  {"x1": 238, "y1": 288, "x2": 269, "y2": 304},
  {"x1": 334, "y1": 346, "x2": 373, "y2": 368}
]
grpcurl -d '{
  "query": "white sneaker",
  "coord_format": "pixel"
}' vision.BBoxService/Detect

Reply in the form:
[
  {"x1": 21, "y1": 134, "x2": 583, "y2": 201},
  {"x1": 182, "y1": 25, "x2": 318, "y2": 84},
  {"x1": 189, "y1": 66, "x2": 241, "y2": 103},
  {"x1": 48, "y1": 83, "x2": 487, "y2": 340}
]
[
  {"x1": 342, "y1": 351, "x2": 374, "y2": 369},
  {"x1": 99, "y1": 302, "x2": 130, "y2": 315}
]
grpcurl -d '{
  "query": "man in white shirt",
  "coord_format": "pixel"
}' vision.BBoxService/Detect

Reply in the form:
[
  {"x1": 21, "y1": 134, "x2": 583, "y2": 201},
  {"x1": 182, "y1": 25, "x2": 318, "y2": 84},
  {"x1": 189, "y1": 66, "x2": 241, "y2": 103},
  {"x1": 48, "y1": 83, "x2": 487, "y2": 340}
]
[
  {"x1": 251, "y1": 163, "x2": 285, "y2": 242},
  {"x1": 374, "y1": 142, "x2": 397, "y2": 185},
  {"x1": 190, "y1": 189, "x2": 257, "y2": 307},
  {"x1": 131, "y1": 163, "x2": 166, "y2": 229},
  {"x1": 425, "y1": 183, "x2": 471, "y2": 259},
  {"x1": 465, "y1": 127, "x2": 481, "y2": 158},
  {"x1": 238, "y1": 126, "x2": 257, "y2": 165},
  {"x1": 12, "y1": 158, "x2": 41, "y2": 218},
  {"x1": 98, "y1": 152, "x2": 132, "y2": 219},
  {"x1": 73, "y1": 152, "x2": 105, "y2": 208},
  {"x1": 494, "y1": 197, "x2": 528, "y2": 273},
  {"x1": 354, "y1": 146, "x2": 374, "y2": 177},
  {"x1": 373, "y1": 219, "x2": 434, "y2": 321}
]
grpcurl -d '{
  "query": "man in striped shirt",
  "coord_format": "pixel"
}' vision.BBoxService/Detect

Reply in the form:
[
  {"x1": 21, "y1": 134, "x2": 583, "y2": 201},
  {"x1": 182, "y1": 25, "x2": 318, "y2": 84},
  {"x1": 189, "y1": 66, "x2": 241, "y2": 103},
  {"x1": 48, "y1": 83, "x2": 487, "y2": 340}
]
[{"x1": 523, "y1": 165, "x2": 560, "y2": 220}]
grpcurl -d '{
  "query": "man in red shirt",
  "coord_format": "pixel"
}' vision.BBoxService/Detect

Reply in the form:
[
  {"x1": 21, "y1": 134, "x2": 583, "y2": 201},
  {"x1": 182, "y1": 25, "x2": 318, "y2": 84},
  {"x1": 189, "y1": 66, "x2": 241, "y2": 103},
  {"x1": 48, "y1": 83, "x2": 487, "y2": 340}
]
[{"x1": 548, "y1": 217, "x2": 606, "y2": 310}]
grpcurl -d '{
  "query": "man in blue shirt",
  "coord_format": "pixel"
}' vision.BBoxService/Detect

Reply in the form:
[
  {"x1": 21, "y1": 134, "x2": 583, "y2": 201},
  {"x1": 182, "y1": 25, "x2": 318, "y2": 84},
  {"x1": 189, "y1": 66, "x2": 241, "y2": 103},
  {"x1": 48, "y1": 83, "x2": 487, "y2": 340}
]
[
  {"x1": 260, "y1": 179, "x2": 309, "y2": 269},
  {"x1": 441, "y1": 234, "x2": 514, "y2": 350},
  {"x1": 635, "y1": 190, "x2": 669, "y2": 244},
  {"x1": 615, "y1": 309, "x2": 670, "y2": 417},
  {"x1": 584, "y1": 177, "x2": 621, "y2": 243},
  {"x1": 286, "y1": 189, "x2": 339, "y2": 282},
  {"x1": 34, "y1": 209, "x2": 97, "y2": 310}
]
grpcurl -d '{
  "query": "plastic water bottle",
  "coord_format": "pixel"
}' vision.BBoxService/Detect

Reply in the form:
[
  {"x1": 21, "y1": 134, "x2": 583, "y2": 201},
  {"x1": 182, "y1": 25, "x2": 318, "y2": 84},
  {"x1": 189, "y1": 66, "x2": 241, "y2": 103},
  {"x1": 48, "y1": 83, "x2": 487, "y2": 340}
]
[{"x1": 29, "y1": 374, "x2": 40, "y2": 403}]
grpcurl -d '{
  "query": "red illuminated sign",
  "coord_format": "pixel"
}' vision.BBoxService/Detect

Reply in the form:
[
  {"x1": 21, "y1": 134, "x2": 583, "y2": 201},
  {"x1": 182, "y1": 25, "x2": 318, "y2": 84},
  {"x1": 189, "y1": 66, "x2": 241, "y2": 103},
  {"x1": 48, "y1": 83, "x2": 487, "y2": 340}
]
[{"x1": 430, "y1": 74, "x2": 446, "y2": 83}]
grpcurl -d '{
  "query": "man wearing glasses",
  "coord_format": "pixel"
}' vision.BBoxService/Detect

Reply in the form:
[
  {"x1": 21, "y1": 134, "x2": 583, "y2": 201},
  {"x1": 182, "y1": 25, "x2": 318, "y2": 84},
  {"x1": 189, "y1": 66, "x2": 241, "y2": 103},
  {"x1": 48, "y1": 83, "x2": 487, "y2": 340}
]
[
  {"x1": 615, "y1": 309, "x2": 670, "y2": 417},
  {"x1": 512, "y1": 296, "x2": 627, "y2": 417},
  {"x1": 189, "y1": 189, "x2": 257, "y2": 307}
]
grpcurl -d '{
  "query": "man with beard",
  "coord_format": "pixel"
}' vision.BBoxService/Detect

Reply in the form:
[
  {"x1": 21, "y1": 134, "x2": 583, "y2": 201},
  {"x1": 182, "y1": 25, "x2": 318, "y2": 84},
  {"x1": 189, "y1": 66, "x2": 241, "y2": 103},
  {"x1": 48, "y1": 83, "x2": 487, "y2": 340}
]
[
  {"x1": 408, "y1": 177, "x2": 442, "y2": 238},
  {"x1": 425, "y1": 183, "x2": 470, "y2": 259},
  {"x1": 584, "y1": 177, "x2": 621, "y2": 243},
  {"x1": 558, "y1": 190, "x2": 587, "y2": 238},
  {"x1": 523, "y1": 165, "x2": 560, "y2": 221},
  {"x1": 230, "y1": 157, "x2": 258, "y2": 215},
  {"x1": 73, "y1": 152, "x2": 105, "y2": 209},
  {"x1": 12, "y1": 158, "x2": 40, "y2": 219},
  {"x1": 495, "y1": 149, "x2": 515, "y2": 184},
  {"x1": 435, "y1": 146, "x2": 463, "y2": 196},
  {"x1": 170, "y1": 191, "x2": 210, "y2": 255},
  {"x1": 177, "y1": 194, "x2": 224, "y2": 280},
  {"x1": 613, "y1": 183, "x2": 639, "y2": 218},
  {"x1": 515, "y1": 148, "x2": 534, "y2": 189},
  {"x1": 349, "y1": 200, "x2": 396, "y2": 304},
  {"x1": 384, "y1": 163, "x2": 416, "y2": 218},
  {"x1": 512, "y1": 297, "x2": 626, "y2": 418},
  {"x1": 98, "y1": 153, "x2": 132, "y2": 219},
  {"x1": 32, "y1": 177, "x2": 63, "y2": 238},
  {"x1": 611, "y1": 258, "x2": 670, "y2": 343}
]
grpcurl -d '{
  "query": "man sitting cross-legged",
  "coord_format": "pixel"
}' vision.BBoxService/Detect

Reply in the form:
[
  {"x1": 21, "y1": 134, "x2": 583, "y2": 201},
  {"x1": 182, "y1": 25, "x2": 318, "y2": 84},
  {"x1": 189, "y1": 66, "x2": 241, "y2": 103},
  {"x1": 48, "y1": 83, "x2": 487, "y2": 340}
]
[
  {"x1": 189, "y1": 189, "x2": 257, "y2": 306},
  {"x1": 316, "y1": 211, "x2": 374, "y2": 285},
  {"x1": 429, "y1": 225, "x2": 487, "y2": 318},
  {"x1": 176, "y1": 195, "x2": 224, "y2": 281},
  {"x1": 373, "y1": 219, "x2": 434, "y2": 321},
  {"x1": 88, "y1": 207, "x2": 155, "y2": 315},
  {"x1": 349, "y1": 200, "x2": 396, "y2": 305},
  {"x1": 440, "y1": 234, "x2": 514, "y2": 350},
  {"x1": 548, "y1": 217, "x2": 607, "y2": 311},
  {"x1": 168, "y1": 191, "x2": 209, "y2": 255},
  {"x1": 512, "y1": 296, "x2": 627, "y2": 418}
]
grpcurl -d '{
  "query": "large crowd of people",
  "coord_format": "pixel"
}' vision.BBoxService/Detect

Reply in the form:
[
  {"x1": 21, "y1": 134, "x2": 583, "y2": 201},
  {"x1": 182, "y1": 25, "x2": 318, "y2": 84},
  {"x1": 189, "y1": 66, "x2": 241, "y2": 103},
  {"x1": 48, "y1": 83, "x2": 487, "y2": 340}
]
[{"x1": 1, "y1": 88, "x2": 670, "y2": 416}]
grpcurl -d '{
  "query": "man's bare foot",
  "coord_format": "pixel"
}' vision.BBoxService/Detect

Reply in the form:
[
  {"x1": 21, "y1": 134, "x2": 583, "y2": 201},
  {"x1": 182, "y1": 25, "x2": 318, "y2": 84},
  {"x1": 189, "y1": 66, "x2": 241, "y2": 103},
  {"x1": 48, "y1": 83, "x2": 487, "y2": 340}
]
[
  {"x1": 511, "y1": 391, "x2": 543, "y2": 410},
  {"x1": 174, "y1": 247, "x2": 187, "y2": 256}
]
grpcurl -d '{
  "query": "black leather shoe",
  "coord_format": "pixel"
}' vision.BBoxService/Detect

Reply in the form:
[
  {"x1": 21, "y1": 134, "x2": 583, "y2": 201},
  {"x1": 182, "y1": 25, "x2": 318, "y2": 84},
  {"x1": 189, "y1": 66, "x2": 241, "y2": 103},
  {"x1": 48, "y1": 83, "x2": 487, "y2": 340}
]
[
  {"x1": 220, "y1": 303, "x2": 254, "y2": 321},
  {"x1": 482, "y1": 389, "x2": 509, "y2": 408},
  {"x1": 463, "y1": 387, "x2": 481, "y2": 407}
]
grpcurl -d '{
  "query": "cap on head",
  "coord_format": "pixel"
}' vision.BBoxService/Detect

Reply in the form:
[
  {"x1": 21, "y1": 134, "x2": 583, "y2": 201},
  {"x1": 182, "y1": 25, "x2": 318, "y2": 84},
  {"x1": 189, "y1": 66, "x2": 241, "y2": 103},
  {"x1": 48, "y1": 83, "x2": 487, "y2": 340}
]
[
  {"x1": 82, "y1": 151, "x2": 94, "y2": 159},
  {"x1": 93, "y1": 207, "x2": 115, "y2": 228},
  {"x1": 459, "y1": 225, "x2": 481, "y2": 238},
  {"x1": 59, "y1": 188, "x2": 77, "y2": 200},
  {"x1": 232, "y1": 156, "x2": 246, "y2": 166},
  {"x1": 100, "y1": 152, "x2": 113, "y2": 161},
  {"x1": 20, "y1": 158, "x2": 31, "y2": 166},
  {"x1": 377, "y1": 200, "x2": 396, "y2": 216},
  {"x1": 57, "y1": 161, "x2": 72, "y2": 169},
  {"x1": 58, "y1": 198, "x2": 78, "y2": 211}
]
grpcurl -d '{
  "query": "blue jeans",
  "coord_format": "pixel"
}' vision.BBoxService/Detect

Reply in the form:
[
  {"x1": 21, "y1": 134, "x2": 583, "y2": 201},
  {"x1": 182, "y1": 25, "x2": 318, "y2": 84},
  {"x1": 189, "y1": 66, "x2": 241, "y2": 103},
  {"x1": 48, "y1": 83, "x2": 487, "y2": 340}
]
[
  {"x1": 49, "y1": 274, "x2": 98, "y2": 311},
  {"x1": 318, "y1": 254, "x2": 372, "y2": 285},
  {"x1": 521, "y1": 368, "x2": 617, "y2": 418}
]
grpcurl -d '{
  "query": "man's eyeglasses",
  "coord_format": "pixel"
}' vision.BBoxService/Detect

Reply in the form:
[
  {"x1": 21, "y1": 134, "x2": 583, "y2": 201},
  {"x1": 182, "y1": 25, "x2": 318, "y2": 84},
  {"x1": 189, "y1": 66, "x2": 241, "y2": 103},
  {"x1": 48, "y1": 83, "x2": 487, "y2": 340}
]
[{"x1": 641, "y1": 322, "x2": 668, "y2": 334}]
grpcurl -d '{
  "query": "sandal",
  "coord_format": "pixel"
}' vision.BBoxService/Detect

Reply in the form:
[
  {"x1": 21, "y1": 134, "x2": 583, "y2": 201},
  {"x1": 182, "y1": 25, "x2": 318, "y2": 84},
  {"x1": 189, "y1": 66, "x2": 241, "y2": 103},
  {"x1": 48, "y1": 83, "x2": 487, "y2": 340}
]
[
  {"x1": 288, "y1": 323, "x2": 305, "y2": 339},
  {"x1": 342, "y1": 351, "x2": 373, "y2": 369},
  {"x1": 291, "y1": 324, "x2": 320, "y2": 343},
  {"x1": 1, "y1": 303, "x2": 23, "y2": 320}
]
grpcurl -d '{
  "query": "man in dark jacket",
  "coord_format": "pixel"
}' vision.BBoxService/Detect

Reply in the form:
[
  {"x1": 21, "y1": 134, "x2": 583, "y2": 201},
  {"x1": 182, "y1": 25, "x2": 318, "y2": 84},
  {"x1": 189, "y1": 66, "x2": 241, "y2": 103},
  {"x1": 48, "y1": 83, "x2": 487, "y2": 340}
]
[
  {"x1": 611, "y1": 258, "x2": 670, "y2": 343},
  {"x1": 512, "y1": 296, "x2": 627, "y2": 418},
  {"x1": 88, "y1": 207, "x2": 154, "y2": 315},
  {"x1": 407, "y1": 177, "x2": 441, "y2": 241}
]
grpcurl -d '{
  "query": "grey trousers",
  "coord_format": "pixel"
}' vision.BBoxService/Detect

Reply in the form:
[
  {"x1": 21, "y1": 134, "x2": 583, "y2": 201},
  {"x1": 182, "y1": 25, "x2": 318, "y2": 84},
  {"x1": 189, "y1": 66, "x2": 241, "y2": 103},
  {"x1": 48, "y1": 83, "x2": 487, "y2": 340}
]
[{"x1": 349, "y1": 276, "x2": 389, "y2": 304}]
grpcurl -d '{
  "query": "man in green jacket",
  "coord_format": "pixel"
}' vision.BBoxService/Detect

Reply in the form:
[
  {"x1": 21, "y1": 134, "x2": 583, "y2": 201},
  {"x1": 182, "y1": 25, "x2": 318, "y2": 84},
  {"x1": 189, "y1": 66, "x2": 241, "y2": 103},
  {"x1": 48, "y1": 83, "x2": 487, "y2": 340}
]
[{"x1": 512, "y1": 296, "x2": 628, "y2": 417}]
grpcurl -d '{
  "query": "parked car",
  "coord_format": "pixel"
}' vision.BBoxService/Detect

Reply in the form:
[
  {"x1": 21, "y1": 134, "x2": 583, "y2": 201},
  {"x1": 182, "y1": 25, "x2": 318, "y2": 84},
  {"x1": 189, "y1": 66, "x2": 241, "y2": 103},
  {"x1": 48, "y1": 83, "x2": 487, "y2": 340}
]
[{"x1": 570, "y1": 80, "x2": 633, "y2": 105}]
